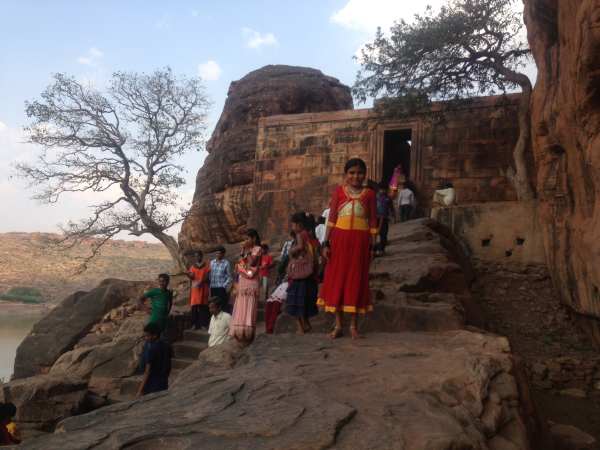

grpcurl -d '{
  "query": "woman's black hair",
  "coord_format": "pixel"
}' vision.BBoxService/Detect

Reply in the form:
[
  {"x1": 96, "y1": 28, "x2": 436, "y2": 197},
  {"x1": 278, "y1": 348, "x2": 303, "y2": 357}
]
[
  {"x1": 246, "y1": 228, "x2": 261, "y2": 246},
  {"x1": 344, "y1": 158, "x2": 367, "y2": 174},
  {"x1": 291, "y1": 212, "x2": 307, "y2": 229}
]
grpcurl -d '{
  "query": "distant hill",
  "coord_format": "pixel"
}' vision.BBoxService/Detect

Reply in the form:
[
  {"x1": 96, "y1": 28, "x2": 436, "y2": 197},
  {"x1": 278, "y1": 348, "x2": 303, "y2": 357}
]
[{"x1": 0, "y1": 232, "x2": 172, "y2": 304}]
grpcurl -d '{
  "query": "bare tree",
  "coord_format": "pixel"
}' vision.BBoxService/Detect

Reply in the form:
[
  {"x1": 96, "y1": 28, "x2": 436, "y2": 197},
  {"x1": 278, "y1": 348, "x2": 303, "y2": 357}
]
[
  {"x1": 16, "y1": 68, "x2": 210, "y2": 271},
  {"x1": 354, "y1": 0, "x2": 534, "y2": 200}
]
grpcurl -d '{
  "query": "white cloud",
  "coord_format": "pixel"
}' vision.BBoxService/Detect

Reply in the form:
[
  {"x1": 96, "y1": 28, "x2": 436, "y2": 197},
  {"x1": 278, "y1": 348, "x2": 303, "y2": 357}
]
[
  {"x1": 331, "y1": 0, "x2": 446, "y2": 33},
  {"x1": 198, "y1": 60, "x2": 222, "y2": 81},
  {"x1": 77, "y1": 47, "x2": 104, "y2": 66},
  {"x1": 242, "y1": 27, "x2": 278, "y2": 49}
]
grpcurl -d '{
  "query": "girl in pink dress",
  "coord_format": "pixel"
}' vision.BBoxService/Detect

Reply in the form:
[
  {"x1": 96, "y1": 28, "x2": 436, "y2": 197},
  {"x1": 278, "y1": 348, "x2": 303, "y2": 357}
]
[{"x1": 229, "y1": 229, "x2": 263, "y2": 343}]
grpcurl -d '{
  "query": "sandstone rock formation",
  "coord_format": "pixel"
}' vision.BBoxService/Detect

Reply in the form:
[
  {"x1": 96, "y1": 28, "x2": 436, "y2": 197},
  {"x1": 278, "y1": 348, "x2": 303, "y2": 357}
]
[
  {"x1": 178, "y1": 65, "x2": 353, "y2": 251},
  {"x1": 0, "y1": 373, "x2": 89, "y2": 438},
  {"x1": 13, "y1": 279, "x2": 151, "y2": 379},
  {"x1": 525, "y1": 0, "x2": 600, "y2": 343},
  {"x1": 22, "y1": 332, "x2": 534, "y2": 450},
  {"x1": 16, "y1": 219, "x2": 540, "y2": 449}
]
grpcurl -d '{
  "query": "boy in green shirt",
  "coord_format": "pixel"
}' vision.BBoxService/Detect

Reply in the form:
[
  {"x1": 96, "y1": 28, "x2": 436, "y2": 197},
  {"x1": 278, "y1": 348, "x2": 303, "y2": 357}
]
[{"x1": 139, "y1": 273, "x2": 173, "y2": 333}]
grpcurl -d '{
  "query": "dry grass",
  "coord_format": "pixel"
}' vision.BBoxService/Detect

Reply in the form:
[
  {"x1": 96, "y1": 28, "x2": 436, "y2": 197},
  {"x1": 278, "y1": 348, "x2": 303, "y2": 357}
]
[{"x1": 0, "y1": 232, "x2": 172, "y2": 304}]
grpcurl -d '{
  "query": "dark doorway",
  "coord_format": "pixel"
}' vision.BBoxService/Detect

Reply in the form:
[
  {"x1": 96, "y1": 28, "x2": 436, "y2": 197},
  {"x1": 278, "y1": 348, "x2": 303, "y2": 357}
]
[{"x1": 382, "y1": 129, "x2": 412, "y2": 186}]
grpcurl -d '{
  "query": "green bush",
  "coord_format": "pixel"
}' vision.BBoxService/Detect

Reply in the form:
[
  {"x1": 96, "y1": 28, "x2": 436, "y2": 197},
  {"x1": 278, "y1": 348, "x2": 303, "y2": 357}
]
[{"x1": 0, "y1": 286, "x2": 44, "y2": 304}]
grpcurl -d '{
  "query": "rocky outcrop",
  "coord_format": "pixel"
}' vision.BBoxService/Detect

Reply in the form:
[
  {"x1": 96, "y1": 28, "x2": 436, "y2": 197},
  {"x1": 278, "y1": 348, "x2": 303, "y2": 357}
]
[
  {"x1": 13, "y1": 279, "x2": 151, "y2": 379},
  {"x1": 22, "y1": 332, "x2": 534, "y2": 450},
  {"x1": 0, "y1": 374, "x2": 89, "y2": 438},
  {"x1": 17, "y1": 219, "x2": 540, "y2": 449},
  {"x1": 178, "y1": 65, "x2": 353, "y2": 251},
  {"x1": 524, "y1": 0, "x2": 600, "y2": 343}
]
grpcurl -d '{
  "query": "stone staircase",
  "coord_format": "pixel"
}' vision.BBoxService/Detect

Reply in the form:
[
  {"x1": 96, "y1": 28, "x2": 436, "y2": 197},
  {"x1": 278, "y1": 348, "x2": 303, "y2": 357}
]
[{"x1": 117, "y1": 304, "x2": 267, "y2": 401}]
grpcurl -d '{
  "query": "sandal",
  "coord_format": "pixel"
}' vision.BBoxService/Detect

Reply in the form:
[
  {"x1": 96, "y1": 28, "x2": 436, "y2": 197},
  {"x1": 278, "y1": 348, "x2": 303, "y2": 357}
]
[{"x1": 329, "y1": 326, "x2": 343, "y2": 339}]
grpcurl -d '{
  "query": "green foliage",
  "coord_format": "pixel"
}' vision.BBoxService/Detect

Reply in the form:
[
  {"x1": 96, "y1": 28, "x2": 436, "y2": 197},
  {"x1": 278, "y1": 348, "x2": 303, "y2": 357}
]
[
  {"x1": 0, "y1": 286, "x2": 44, "y2": 304},
  {"x1": 353, "y1": 0, "x2": 531, "y2": 106}
]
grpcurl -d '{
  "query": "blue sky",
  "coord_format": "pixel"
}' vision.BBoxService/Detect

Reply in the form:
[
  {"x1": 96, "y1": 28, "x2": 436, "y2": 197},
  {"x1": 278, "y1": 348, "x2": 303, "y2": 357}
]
[{"x1": 0, "y1": 0, "x2": 533, "y2": 239}]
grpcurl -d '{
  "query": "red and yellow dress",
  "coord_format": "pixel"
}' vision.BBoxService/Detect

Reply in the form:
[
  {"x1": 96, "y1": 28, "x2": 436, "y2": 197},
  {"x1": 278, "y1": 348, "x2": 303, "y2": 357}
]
[{"x1": 318, "y1": 185, "x2": 378, "y2": 314}]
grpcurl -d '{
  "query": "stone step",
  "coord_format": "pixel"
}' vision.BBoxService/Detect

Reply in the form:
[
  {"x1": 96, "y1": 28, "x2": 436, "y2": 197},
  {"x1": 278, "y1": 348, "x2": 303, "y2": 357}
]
[
  {"x1": 172, "y1": 357, "x2": 195, "y2": 371},
  {"x1": 172, "y1": 341, "x2": 208, "y2": 359},
  {"x1": 183, "y1": 329, "x2": 210, "y2": 343}
]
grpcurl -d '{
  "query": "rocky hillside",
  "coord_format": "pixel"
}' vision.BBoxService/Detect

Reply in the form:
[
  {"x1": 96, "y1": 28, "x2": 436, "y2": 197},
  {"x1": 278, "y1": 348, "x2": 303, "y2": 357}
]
[
  {"x1": 5, "y1": 220, "x2": 548, "y2": 449},
  {"x1": 0, "y1": 233, "x2": 172, "y2": 304}
]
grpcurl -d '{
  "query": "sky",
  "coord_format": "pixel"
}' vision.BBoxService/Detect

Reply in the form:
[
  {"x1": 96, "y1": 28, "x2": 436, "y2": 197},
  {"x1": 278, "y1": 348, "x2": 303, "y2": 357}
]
[{"x1": 0, "y1": 0, "x2": 535, "y2": 241}]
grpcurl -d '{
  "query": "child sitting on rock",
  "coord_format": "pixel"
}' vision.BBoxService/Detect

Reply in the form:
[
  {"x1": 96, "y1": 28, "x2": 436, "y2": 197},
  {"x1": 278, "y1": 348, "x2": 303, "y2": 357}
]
[
  {"x1": 0, "y1": 403, "x2": 20, "y2": 445},
  {"x1": 208, "y1": 297, "x2": 231, "y2": 347}
]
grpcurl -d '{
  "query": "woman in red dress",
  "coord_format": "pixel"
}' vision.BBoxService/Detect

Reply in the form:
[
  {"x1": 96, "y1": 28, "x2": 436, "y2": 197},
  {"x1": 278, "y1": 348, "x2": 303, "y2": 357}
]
[{"x1": 318, "y1": 158, "x2": 378, "y2": 339}]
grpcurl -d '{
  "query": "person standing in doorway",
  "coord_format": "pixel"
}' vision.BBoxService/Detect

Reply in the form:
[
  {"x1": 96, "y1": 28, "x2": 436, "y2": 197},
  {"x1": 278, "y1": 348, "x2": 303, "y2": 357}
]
[
  {"x1": 187, "y1": 251, "x2": 211, "y2": 330},
  {"x1": 210, "y1": 246, "x2": 233, "y2": 314},
  {"x1": 318, "y1": 158, "x2": 377, "y2": 339},
  {"x1": 398, "y1": 181, "x2": 416, "y2": 222}
]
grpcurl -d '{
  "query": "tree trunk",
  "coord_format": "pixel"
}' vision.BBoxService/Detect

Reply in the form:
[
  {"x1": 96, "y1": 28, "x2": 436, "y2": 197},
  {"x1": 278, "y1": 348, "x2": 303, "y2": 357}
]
[
  {"x1": 512, "y1": 82, "x2": 535, "y2": 201},
  {"x1": 153, "y1": 231, "x2": 187, "y2": 273}
]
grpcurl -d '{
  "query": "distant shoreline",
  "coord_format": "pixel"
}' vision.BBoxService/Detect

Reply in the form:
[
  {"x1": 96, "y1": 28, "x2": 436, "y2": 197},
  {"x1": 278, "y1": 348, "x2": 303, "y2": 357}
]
[{"x1": 0, "y1": 302, "x2": 52, "y2": 315}]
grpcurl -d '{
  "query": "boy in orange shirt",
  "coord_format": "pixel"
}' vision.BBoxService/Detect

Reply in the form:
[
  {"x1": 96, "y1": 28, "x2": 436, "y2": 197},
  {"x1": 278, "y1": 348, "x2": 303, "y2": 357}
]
[{"x1": 186, "y1": 251, "x2": 211, "y2": 329}]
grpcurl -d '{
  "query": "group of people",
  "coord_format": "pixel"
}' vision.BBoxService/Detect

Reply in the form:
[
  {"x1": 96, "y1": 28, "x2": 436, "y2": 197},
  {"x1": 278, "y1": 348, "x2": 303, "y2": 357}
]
[{"x1": 135, "y1": 157, "x2": 414, "y2": 397}]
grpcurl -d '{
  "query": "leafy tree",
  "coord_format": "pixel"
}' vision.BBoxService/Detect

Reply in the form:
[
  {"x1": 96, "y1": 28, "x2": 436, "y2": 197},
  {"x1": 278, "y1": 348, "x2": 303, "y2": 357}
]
[
  {"x1": 16, "y1": 68, "x2": 210, "y2": 271},
  {"x1": 354, "y1": 0, "x2": 534, "y2": 200}
]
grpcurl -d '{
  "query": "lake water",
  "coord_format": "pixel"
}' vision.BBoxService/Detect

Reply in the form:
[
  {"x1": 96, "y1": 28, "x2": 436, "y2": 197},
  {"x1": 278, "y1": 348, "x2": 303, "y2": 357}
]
[{"x1": 0, "y1": 312, "x2": 43, "y2": 381}]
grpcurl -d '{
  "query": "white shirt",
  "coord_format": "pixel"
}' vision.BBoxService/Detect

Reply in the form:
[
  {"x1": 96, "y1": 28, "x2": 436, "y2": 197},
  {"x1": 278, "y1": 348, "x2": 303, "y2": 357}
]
[
  {"x1": 398, "y1": 188, "x2": 416, "y2": 206},
  {"x1": 315, "y1": 224, "x2": 326, "y2": 244},
  {"x1": 208, "y1": 312, "x2": 231, "y2": 347},
  {"x1": 322, "y1": 208, "x2": 330, "y2": 223}
]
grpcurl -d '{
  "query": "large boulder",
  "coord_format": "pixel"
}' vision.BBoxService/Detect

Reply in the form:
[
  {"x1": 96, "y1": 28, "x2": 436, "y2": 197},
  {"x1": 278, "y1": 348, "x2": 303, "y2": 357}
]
[
  {"x1": 524, "y1": 0, "x2": 600, "y2": 343},
  {"x1": 0, "y1": 374, "x2": 88, "y2": 438},
  {"x1": 22, "y1": 332, "x2": 536, "y2": 450},
  {"x1": 13, "y1": 279, "x2": 150, "y2": 379},
  {"x1": 179, "y1": 65, "x2": 353, "y2": 251}
]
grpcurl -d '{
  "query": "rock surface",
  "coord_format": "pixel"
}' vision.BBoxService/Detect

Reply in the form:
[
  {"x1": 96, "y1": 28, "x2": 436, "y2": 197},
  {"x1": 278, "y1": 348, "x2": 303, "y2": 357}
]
[
  {"x1": 13, "y1": 279, "x2": 151, "y2": 379},
  {"x1": 0, "y1": 374, "x2": 89, "y2": 437},
  {"x1": 178, "y1": 65, "x2": 353, "y2": 251},
  {"x1": 22, "y1": 332, "x2": 534, "y2": 450},
  {"x1": 17, "y1": 219, "x2": 540, "y2": 449},
  {"x1": 524, "y1": 0, "x2": 600, "y2": 343}
]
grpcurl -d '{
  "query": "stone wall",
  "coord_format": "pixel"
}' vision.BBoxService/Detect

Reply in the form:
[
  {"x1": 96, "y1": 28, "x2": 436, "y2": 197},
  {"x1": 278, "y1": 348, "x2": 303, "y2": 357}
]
[
  {"x1": 252, "y1": 95, "x2": 521, "y2": 243},
  {"x1": 525, "y1": 0, "x2": 600, "y2": 343},
  {"x1": 434, "y1": 201, "x2": 546, "y2": 265}
]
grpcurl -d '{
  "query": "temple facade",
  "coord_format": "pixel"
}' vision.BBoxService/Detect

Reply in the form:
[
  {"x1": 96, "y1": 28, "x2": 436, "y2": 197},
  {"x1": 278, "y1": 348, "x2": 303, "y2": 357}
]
[{"x1": 250, "y1": 94, "x2": 523, "y2": 241}]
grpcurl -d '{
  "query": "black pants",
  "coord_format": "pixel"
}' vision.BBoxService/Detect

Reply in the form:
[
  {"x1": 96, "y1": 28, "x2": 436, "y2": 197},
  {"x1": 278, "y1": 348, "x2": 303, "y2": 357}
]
[
  {"x1": 400, "y1": 205, "x2": 413, "y2": 222},
  {"x1": 210, "y1": 287, "x2": 231, "y2": 314},
  {"x1": 379, "y1": 217, "x2": 389, "y2": 250},
  {"x1": 191, "y1": 304, "x2": 210, "y2": 329}
]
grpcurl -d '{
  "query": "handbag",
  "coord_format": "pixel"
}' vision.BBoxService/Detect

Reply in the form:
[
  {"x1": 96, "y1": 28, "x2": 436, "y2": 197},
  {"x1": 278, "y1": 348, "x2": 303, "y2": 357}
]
[{"x1": 287, "y1": 250, "x2": 314, "y2": 280}]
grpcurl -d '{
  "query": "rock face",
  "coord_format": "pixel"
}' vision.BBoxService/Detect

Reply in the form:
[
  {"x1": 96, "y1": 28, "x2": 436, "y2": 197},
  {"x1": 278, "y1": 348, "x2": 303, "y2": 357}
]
[
  {"x1": 22, "y1": 332, "x2": 534, "y2": 450},
  {"x1": 0, "y1": 374, "x2": 89, "y2": 437},
  {"x1": 524, "y1": 0, "x2": 600, "y2": 342},
  {"x1": 13, "y1": 279, "x2": 151, "y2": 379},
  {"x1": 178, "y1": 65, "x2": 353, "y2": 251}
]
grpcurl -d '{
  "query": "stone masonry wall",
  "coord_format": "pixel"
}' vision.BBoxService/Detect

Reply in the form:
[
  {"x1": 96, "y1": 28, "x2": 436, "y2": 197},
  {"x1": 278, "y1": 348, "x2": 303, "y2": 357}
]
[{"x1": 252, "y1": 95, "x2": 521, "y2": 243}]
